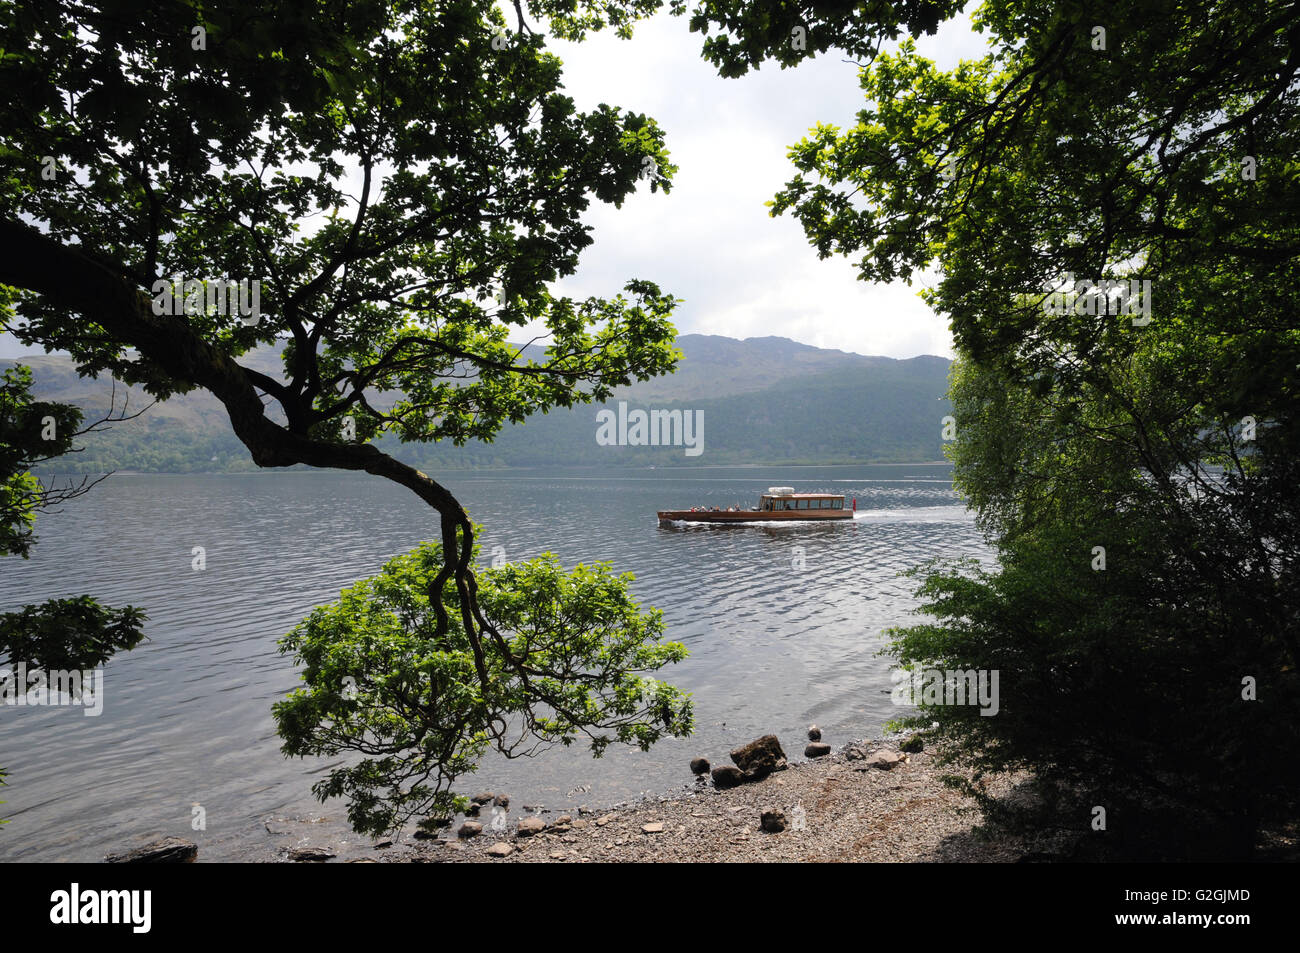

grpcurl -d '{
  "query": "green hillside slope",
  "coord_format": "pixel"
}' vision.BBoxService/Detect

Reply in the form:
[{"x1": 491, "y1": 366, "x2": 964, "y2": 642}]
[{"x1": 6, "y1": 336, "x2": 952, "y2": 471}]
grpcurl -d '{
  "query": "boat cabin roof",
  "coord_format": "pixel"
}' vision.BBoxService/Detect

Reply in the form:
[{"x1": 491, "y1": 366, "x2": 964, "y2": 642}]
[{"x1": 760, "y1": 492, "x2": 844, "y2": 499}]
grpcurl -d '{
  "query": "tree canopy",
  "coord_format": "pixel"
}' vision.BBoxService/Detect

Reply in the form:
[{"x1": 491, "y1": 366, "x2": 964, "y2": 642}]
[
  {"x1": 274, "y1": 540, "x2": 691, "y2": 835},
  {"x1": 1, "y1": 0, "x2": 686, "y2": 757}
]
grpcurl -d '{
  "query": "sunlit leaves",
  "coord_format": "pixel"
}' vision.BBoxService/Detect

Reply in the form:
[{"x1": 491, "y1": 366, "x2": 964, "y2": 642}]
[{"x1": 274, "y1": 536, "x2": 692, "y2": 835}]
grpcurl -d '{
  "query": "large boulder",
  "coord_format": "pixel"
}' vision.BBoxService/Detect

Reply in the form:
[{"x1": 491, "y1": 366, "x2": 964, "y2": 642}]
[
  {"x1": 730, "y1": 735, "x2": 787, "y2": 777},
  {"x1": 105, "y1": 837, "x2": 197, "y2": 864},
  {"x1": 760, "y1": 810, "x2": 787, "y2": 834},
  {"x1": 805, "y1": 742, "x2": 832, "y2": 758},
  {"x1": 690, "y1": 757, "x2": 711, "y2": 775}
]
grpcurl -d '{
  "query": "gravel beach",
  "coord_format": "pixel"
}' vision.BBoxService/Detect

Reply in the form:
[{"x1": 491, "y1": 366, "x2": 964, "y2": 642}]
[{"x1": 366, "y1": 738, "x2": 1039, "y2": 863}]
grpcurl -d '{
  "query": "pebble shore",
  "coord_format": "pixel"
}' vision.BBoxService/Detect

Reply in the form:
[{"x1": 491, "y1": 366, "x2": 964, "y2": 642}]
[{"x1": 377, "y1": 738, "x2": 1036, "y2": 863}]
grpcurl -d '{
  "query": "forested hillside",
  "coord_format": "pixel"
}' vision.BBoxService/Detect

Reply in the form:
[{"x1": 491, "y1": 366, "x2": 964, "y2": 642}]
[{"x1": 6, "y1": 335, "x2": 951, "y2": 471}]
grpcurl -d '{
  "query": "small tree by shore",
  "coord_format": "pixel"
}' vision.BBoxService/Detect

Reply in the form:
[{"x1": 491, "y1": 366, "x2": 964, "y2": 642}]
[{"x1": 273, "y1": 538, "x2": 692, "y2": 837}]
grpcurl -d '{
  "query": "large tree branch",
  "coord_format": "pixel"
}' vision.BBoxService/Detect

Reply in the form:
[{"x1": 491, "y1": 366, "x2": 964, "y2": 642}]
[{"x1": 0, "y1": 216, "x2": 512, "y2": 695}]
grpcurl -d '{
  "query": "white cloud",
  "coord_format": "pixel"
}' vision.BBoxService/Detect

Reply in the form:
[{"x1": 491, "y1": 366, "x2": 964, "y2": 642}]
[{"x1": 542, "y1": 8, "x2": 987, "y2": 360}]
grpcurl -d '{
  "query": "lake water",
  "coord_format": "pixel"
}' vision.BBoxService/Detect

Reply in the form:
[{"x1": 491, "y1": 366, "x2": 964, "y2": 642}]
[{"x1": 0, "y1": 465, "x2": 986, "y2": 861}]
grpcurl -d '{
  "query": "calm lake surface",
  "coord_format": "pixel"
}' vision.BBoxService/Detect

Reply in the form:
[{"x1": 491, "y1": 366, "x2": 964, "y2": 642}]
[{"x1": 0, "y1": 465, "x2": 987, "y2": 861}]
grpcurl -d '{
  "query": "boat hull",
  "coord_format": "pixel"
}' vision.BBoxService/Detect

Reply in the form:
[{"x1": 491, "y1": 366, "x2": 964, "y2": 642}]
[{"x1": 656, "y1": 509, "x2": 853, "y2": 525}]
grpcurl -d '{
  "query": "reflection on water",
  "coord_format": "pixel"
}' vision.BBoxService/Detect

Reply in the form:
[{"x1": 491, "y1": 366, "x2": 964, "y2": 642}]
[{"x1": 0, "y1": 465, "x2": 987, "y2": 861}]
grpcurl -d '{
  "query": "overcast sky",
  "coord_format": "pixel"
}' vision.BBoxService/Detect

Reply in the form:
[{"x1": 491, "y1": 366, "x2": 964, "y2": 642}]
[{"x1": 1, "y1": 8, "x2": 987, "y2": 362}]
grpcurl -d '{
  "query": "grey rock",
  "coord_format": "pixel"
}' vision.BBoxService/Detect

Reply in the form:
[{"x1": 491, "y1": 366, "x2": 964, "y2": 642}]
[
  {"x1": 866, "y1": 750, "x2": 905, "y2": 770},
  {"x1": 458, "y1": 821, "x2": 483, "y2": 839},
  {"x1": 105, "y1": 837, "x2": 198, "y2": 864},
  {"x1": 690, "y1": 757, "x2": 711, "y2": 775},
  {"x1": 761, "y1": 810, "x2": 787, "y2": 834},
  {"x1": 486, "y1": 842, "x2": 513, "y2": 858},
  {"x1": 805, "y1": 742, "x2": 832, "y2": 758},
  {"x1": 807, "y1": 725, "x2": 822, "y2": 741},
  {"x1": 470, "y1": 792, "x2": 495, "y2": 805},
  {"x1": 287, "y1": 847, "x2": 335, "y2": 863},
  {"x1": 493, "y1": 793, "x2": 511, "y2": 808}
]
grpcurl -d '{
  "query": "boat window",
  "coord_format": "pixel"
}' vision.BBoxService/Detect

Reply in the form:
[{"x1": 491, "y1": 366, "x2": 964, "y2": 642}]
[{"x1": 832, "y1": 499, "x2": 841, "y2": 509}]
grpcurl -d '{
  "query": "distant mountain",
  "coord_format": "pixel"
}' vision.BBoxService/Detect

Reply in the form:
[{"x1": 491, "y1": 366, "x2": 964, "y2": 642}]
[{"x1": 5, "y1": 335, "x2": 952, "y2": 472}]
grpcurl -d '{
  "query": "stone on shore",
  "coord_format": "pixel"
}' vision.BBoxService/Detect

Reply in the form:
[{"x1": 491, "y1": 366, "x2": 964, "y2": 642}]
[
  {"x1": 458, "y1": 821, "x2": 483, "y2": 839},
  {"x1": 900, "y1": 734, "x2": 925, "y2": 753},
  {"x1": 470, "y1": 792, "x2": 495, "y2": 804},
  {"x1": 807, "y1": 725, "x2": 822, "y2": 741},
  {"x1": 517, "y1": 816, "x2": 546, "y2": 837},
  {"x1": 844, "y1": 742, "x2": 869, "y2": 760},
  {"x1": 493, "y1": 793, "x2": 511, "y2": 808},
  {"x1": 690, "y1": 757, "x2": 711, "y2": 775},
  {"x1": 486, "y1": 842, "x2": 513, "y2": 858},
  {"x1": 805, "y1": 742, "x2": 832, "y2": 758},
  {"x1": 642, "y1": 822, "x2": 664, "y2": 834},
  {"x1": 864, "y1": 750, "x2": 905, "y2": 770},
  {"x1": 288, "y1": 847, "x2": 335, "y2": 863},
  {"x1": 711, "y1": 765, "x2": 746, "y2": 789},
  {"x1": 105, "y1": 837, "x2": 198, "y2": 864},
  {"x1": 761, "y1": 810, "x2": 787, "y2": 833},
  {"x1": 730, "y1": 735, "x2": 787, "y2": 778}
]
